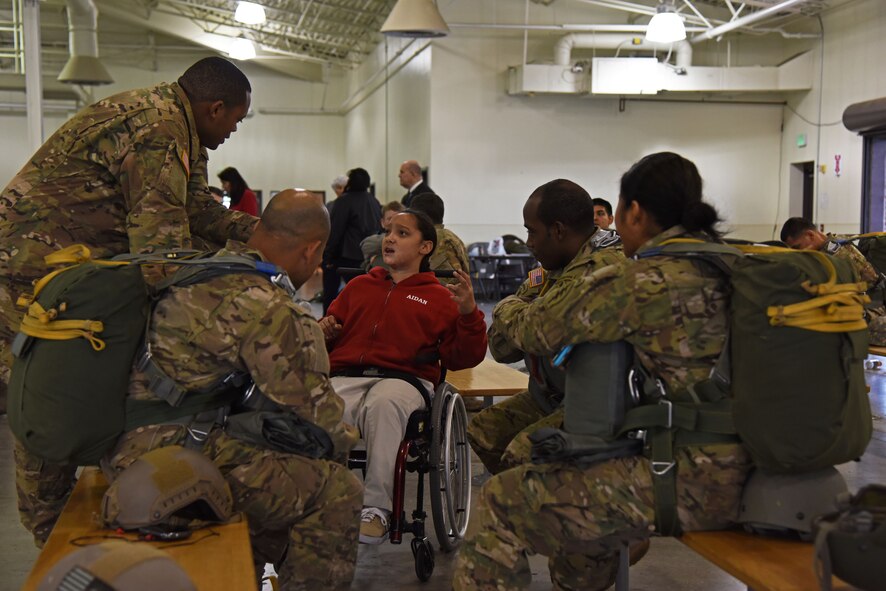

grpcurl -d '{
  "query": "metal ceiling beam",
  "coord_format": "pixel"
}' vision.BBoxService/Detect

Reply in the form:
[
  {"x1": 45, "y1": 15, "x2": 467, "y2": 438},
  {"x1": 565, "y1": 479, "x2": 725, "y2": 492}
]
[
  {"x1": 691, "y1": 0, "x2": 811, "y2": 42},
  {"x1": 96, "y1": 0, "x2": 327, "y2": 81}
]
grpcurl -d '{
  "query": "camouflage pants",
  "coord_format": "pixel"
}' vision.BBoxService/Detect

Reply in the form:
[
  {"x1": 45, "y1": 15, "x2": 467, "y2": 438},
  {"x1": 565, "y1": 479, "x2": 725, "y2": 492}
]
[
  {"x1": 104, "y1": 425, "x2": 363, "y2": 591},
  {"x1": 453, "y1": 443, "x2": 752, "y2": 591},
  {"x1": 467, "y1": 389, "x2": 563, "y2": 474},
  {"x1": 869, "y1": 314, "x2": 886, "y2": 347},
  {"x1": 13, "y1": 439, "x2": 78, "y2": 547}
]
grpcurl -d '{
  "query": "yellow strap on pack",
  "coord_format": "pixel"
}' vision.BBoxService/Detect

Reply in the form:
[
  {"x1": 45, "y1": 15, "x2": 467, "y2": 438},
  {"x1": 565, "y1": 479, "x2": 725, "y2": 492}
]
[
  {"x1": 657, "y1": 239, "x2": 869, "y2": 333},
  {"x1": 17, "y1": 245, "x2": 130, "y2": 307},
  {"x1": 19, "y1": 300, "x2": 106, "y2": 351}
]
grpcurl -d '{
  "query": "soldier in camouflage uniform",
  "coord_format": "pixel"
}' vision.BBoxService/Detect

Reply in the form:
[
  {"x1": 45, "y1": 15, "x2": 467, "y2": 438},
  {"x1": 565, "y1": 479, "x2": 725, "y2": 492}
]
[
  {"x1": 780, "y1": 217, "x2": 886, "y2": 344},
  {"x1": 454, "y1": 153, "x2": 753, "y2": 591},
  {"x1": 7, "y1": 57, "x2": 257, "y2": 546},
  {"x1": 103, "y1": 191, "x2": 362, "y2": 591},
  {"x1": 410, "y1": 193, "x2": 470, "y2": 283},
  {"x1": 468, "y1": 179, "x2": 623, "y2": 474}
]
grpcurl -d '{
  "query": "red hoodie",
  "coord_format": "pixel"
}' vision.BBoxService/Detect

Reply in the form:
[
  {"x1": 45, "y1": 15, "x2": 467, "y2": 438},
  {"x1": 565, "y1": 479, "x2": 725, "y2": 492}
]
[{"x1": 327, "y1": 267, "x2": 487, "y2": 384}]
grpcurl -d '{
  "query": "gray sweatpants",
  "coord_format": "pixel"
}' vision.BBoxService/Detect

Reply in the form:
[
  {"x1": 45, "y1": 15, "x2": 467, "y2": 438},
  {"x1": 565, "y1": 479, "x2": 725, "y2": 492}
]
[{"x1": 331, "y1": 376, "x2": 430, "y2": 509}]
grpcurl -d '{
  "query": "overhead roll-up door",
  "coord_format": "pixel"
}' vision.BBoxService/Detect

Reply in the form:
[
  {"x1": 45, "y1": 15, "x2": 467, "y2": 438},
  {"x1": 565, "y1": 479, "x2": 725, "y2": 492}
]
[{"x1": 843, "y1": 97, "x2": 886, "y2": 134}]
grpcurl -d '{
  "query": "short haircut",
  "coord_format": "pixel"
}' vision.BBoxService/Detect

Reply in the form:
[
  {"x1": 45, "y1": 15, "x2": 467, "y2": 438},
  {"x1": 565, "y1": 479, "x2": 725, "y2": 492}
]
[
  {"x1": 346, "y1": 167, "x2": 371, "y2": 192},
  {"x1": 208, "y1": 186, "x2": 224, "y2": 197},
  {"x1": 382, "y1": 201, "x2": 405, "y2": 214},
  {"x1": 331, "y1": 175, "x2": 348, "y2": 190},
  {"x1": 592, "y1": 197, "x2": 613, "y2": 217},
  {"x1": 261, "y1": 190, "x2": 330, "y2": 243},
  {"x1": 178, "y1": 57, "x2": 251, "y2": 107},
  {"x1": 410, "y1": 193, "x2": 445, "y2": 225},
  {"x1": 530, "y1": 179, "x2": 595, "y2": 233},
  {"x1": 780, "y1": 217, "x2": 816, "y2": 242}
]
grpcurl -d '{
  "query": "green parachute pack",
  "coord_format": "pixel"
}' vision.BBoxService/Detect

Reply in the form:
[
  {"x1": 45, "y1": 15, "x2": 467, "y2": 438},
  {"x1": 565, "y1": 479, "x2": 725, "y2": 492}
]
[
  {"x1": 618, "y1": 240, "x2": 873, "y2": 535},
  {"x1": 7, "y1": 244, "x2": 287, "y2": 466},
  {"x1": 632, "y1": 240, "x2": 873, "y2": 471}
]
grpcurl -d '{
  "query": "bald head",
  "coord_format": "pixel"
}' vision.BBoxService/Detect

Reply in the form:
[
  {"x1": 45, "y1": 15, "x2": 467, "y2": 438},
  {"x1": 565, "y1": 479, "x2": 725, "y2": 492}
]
[
  {"x1": 398, "y1": 160, "x2": 423, "y2": 190},
  {"x1": 248, "y1": 189, "x2": 329, "y2": 287},
  {"x1": 258, "y1": 189, "x2": 330, "y2": 244}
]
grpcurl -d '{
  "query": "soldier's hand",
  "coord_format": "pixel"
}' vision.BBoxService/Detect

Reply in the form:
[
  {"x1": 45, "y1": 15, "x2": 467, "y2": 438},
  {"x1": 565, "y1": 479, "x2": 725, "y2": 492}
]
[
  {"x1": 446, "y1": 270, "x2": 477, "y2": 315},
  {"x1": 319, "y1": 315, "x2": 342, "y2": 342}
]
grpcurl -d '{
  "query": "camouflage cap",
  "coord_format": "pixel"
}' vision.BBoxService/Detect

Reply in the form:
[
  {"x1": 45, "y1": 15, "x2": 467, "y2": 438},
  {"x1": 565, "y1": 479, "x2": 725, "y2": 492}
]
[
  {"x1": 101, "y1": 446, "x2": 233, "y2": 530},
  {"x1": 37, "y1": 541, "x2": 196, "y2": 591}
]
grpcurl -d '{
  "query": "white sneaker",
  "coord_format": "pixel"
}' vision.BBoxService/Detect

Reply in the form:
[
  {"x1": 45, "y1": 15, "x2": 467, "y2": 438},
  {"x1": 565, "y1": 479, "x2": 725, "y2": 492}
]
[{"x1": 359, "y1": 507, "x2": 391, "y2": 544}]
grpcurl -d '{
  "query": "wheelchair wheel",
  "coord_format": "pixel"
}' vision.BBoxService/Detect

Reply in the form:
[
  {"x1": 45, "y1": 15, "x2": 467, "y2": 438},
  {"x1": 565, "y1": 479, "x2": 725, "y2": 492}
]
[
  {"x1": 411, "y1": 537, "x2": 435, "y2": 582},
  {"x1": 429, "y1": 384, "x2": 472, "y2": 553}
]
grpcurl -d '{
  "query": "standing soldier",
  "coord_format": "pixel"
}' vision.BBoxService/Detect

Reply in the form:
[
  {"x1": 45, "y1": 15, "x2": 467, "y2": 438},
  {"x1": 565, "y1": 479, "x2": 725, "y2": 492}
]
[
  {"x1": 468, "y1": 179, "x2": 623, "y2": 474},
  {"x1": 3, "y1": 56, "x2": 257, "y2": 545},
  {"x1": 454, "y1": 153, "x2": 753, "y2": 590},
  {"x1": 103, "y1": 191, "x2": 361, "y2": 590}
]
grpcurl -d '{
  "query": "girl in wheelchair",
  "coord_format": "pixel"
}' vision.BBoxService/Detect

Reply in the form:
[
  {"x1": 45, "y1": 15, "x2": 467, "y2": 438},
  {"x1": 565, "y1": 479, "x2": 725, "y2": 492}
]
[{"x1": 319, "y1": 209, "x2": 487, "y2": 544}]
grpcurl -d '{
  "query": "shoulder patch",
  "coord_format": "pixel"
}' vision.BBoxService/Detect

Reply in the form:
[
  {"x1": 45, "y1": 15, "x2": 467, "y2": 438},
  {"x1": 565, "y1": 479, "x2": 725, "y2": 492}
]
[
  {"x1": 528, "y1": 266, "x2": 545, "y2": 287},
  {"x1": 178, "y1": 147, "x2": 190, "y2": 179}
]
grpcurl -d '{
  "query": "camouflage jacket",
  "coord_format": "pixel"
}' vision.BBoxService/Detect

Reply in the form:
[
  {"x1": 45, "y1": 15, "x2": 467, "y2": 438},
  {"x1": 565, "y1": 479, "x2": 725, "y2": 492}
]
[
  {"x1": 0, "y1": 82, "x2": 255, "y2": 284},
  {"x1": 823, "y1": 238, "x2": 880, "y2": 286},
  {"x1": 429, "y1": 225, "x2": 470, "y2": 284},
  {"x1": 126, "y1": 240, "x2": 355, "y2": 453},
  {"x1": 489, "y1": 229, "x2": 624, "y2": 363},
  {"x1": 493, "y1": 226, "x2": 730, "y2": 393}
]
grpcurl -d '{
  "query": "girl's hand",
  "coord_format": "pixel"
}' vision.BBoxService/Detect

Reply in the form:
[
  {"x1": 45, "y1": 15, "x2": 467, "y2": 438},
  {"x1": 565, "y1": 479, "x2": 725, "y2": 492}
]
[
  {"x1": 318, "y1": 315, "x2": 342, "y2": 342},
  {"x1": 446, "y1": 270, "x2": 477, "y2": 315}
]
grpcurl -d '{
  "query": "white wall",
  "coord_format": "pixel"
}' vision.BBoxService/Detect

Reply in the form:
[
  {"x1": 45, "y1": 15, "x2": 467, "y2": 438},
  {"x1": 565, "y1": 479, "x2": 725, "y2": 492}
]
[
  {"x1": 0, "y1": 55, "x2": 346, "y2": 209},
  {"x1": 429, "y1": 36, "x2": 785, "y2": 244},
  {"x1": 779, "y1": 0, "x2": 886, "y2": 236},
  {"x1": 344, "y1": 38, "x2": 431, "y2": 203}
]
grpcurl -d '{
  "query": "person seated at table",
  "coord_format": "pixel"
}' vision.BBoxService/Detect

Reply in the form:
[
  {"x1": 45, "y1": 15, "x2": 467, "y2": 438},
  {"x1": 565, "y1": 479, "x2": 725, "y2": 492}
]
[
  {"x1": 360, "y1": 201, "x2": 405, "y2": 271},
  {"x1": 319, "y1": 209, "x2": 488, "y2": 544},
  {"x1": 410, "y1": 192, "x2": 470, "y2": 285}
]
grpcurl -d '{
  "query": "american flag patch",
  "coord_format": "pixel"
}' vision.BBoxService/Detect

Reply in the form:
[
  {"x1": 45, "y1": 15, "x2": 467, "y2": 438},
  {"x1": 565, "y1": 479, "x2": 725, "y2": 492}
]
[{"x1": 528, "y1": 266, "x2": 545, "y2": 287}]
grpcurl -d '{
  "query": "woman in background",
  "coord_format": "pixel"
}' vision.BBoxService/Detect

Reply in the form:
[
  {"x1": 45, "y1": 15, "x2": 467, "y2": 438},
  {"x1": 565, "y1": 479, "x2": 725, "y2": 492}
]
[{"x1": 218, "y1": 167, "x2": 259, "y2": 216}]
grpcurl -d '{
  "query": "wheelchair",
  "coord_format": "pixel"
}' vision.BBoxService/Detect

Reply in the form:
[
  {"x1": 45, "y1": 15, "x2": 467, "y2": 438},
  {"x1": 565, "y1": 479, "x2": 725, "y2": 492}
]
[{"x1": 346, "y1": 372, "x2": 472, "y2": 582}]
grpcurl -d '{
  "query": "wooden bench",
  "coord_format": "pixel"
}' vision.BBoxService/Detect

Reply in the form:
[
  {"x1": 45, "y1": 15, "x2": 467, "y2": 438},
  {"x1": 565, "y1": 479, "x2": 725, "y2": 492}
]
[
  {"x1": 447, "y1": 357, "x2": 528, "y2": 406},
  {"x1": 22, "y1": 467, "x2": 257, "y2": 591},
  {"x1": 869, "y1": 345, "x2": 886, "y2": 357},
  {"x1": 679, "y1": 529, "x2": 854, "y2": 591}
]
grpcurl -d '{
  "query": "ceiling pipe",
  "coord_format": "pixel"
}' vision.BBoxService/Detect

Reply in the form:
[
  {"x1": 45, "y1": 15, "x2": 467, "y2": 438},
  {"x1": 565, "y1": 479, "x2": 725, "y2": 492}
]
[
  {"x1": 57, "y1": 0, "x2": 113, "y2": 84},
  {"x1": 554, "y1": 33, "x2": 693, "y2": 69},
  {"x1": 691, "y1": 0, "x2": 810, "y2": 43}
]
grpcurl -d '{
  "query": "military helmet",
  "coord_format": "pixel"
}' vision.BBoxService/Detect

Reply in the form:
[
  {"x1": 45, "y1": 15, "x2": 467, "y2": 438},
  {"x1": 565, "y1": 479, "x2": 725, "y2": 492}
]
[
  {"x1": 37, "y1": 541, "x2": 196, "y2": 591},
  {"x1": 738, "y1": 467, "x2": 848, "y2": 540},
  {"x1": 102, "y1": 445, "x2": 233, "y2": 530}
]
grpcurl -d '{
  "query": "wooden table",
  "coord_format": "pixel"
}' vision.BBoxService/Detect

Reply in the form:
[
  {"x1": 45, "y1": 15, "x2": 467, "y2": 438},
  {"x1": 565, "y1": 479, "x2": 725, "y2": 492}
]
[
  {"x1": 447, "y1": 357, "x2": 528, "y2": 406},
  {"x1": 869, "y1": 345, "x2": 886, "y2": 357},
  {"x1": 22, "y1": 468, "x2": 257, "y2": 591},
  {"x1": 680, "y1": 530, "x2": 853, "y2": 591}
]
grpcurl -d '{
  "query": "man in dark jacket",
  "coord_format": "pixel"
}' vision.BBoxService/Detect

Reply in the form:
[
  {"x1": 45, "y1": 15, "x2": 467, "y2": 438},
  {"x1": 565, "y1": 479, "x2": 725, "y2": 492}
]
[
  {"x1": 399, "y1": 160, "x2": 434, "y2": 207},
  {"x1": 322, "y1": 167, "x2": 381, "y2": 312}
]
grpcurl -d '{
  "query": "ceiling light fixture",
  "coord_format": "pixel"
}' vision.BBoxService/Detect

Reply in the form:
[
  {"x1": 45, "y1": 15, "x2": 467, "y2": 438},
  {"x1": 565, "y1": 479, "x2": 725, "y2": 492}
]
[
  {"x1": 228, "y1": 38, "x2": 257, "y2": 60},
  {"x1": 234, "y1": 1, "x2": 266, "y2": 26},
  {"x1": 381, "y1": 0, "x2": 449, "y2": 38},
  {"x1": 645, "y1": 0, "x2": 686, "y2": 44}
]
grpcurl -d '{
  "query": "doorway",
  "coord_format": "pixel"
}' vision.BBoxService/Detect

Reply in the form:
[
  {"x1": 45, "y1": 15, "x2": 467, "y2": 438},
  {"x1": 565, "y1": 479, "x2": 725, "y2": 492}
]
[{"x1": 789, "y1": 161, "x2": 815, "y2": 221}]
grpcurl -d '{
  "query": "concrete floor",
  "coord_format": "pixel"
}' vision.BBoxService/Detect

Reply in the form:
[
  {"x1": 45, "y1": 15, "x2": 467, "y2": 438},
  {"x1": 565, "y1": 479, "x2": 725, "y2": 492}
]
[{"x1": 2, "y1": 302, "x2": 885, "y2": 590}]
